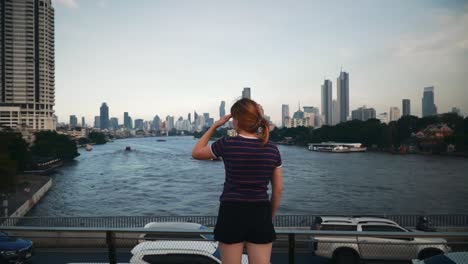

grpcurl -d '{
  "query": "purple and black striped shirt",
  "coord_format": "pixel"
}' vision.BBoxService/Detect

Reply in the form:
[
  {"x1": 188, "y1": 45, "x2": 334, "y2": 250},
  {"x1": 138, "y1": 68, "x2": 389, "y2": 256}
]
[{"x1": 210, "y1": 135, "x2": 282, "y2": 202}]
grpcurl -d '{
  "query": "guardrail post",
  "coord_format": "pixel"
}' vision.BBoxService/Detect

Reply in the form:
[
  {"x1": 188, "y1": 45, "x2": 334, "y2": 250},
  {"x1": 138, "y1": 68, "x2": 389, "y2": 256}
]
[
  {"x1": 106, "y1": 231, "x2": 117, "y2": 264},
  {"x1": 288, "y1": 233, "x2": 295, "y2": 264}
]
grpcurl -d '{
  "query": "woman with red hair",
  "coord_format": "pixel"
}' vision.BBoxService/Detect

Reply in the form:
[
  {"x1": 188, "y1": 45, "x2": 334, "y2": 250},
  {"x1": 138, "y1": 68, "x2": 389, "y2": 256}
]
[{"x1": 192, "y1": 98, "x2": 283, "y2": 264}]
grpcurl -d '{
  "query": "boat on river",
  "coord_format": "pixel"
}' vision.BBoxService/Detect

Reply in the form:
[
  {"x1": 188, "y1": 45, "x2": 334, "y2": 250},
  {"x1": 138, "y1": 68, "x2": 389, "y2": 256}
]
[{"x1": 308, "y1": 142, "x2": 367, "y2": 153}]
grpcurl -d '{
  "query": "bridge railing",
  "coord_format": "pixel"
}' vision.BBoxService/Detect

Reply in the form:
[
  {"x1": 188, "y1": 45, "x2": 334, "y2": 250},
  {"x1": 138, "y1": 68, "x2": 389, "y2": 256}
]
[
  {"x1": 2, "y1": 214, "x2": 468, "y2": 229},
  {"x1": 1, "y1": 226, "x2": 468, "y2": 264}
]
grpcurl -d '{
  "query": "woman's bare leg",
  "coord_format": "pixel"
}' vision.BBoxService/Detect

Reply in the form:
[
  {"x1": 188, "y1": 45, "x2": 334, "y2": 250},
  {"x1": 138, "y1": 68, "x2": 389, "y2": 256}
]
[
  {"x1": 219, "y1": 242, "x2": 244, "y2": 264},
  {"x1": 245, "y1": 242, "x2": 272, "y2": 264}
]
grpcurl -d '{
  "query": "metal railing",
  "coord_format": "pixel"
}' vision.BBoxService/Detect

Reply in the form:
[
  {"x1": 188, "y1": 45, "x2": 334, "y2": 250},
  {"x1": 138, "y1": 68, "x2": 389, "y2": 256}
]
[
  {"x1": 2, "y1": 226, "x2": 468, "y2": 264},
  {"x1": 2, "y1": 214, "x2": 468, "y2": 229}
]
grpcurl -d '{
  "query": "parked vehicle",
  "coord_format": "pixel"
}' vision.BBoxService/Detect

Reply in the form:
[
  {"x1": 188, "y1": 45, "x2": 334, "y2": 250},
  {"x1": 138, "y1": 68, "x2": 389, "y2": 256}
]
[
  {"x1": 134, "y1": 222, "x2": 250, "y2": 263},
  {"x1": 311, "y1": 216, "x2": 450, "y2": 264},
  {"x1": 0, "y1": 231, "x2": 33, "y2": 264},
  {"x1": 412, "y1": 252, "x2": 468, "y2": 264}
]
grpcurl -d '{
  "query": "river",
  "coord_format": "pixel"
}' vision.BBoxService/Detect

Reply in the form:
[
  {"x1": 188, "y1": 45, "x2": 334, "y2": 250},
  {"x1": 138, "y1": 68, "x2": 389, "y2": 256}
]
[{"x1": 27, "y1": 136, "x2": 468, "y2": 216}]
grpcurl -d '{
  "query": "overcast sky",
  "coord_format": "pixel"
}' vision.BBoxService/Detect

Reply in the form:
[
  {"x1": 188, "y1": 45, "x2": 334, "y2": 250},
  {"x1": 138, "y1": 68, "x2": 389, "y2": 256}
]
[{"x1": 52, "y1": 0, "x2": 468, "y2": 125}]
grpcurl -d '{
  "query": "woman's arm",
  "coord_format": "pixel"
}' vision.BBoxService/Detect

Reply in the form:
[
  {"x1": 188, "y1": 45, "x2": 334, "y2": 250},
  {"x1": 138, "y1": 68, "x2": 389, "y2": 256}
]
[
  {"x1": 192, "y1": 114, "x2": 231, "y2": 160},
  {"x1": 271, "y1": 167, "x2": 283, "y2": 219}
]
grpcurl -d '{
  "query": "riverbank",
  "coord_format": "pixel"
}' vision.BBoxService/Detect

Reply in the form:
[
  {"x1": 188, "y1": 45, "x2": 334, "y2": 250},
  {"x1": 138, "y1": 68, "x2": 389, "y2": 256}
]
[{"x1": 2, "y1": 175, "x2": 52, "y2": 219}]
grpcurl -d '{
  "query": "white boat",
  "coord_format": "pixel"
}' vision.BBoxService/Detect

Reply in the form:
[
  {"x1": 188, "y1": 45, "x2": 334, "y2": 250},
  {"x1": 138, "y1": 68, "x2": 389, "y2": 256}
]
[
  {"x1": 85, "y1": 144, "x2": 93, "y2": 151},
  {"x1": 308, "y1": 142, "x2": 366, "y2": 153}
]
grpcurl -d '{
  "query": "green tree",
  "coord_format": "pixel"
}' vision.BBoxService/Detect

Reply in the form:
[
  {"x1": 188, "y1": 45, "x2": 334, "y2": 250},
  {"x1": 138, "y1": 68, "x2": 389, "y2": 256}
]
[
  {"x1": 31, "y1": 131, "x2": 79, "y2": 161},
  {"x1": 88, "y1": 132, "x2": 107, "y2": 145}
]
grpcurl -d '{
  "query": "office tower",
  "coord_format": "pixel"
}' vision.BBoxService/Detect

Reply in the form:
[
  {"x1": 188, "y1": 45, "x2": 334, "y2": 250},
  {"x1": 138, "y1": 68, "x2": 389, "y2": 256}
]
[
  {"x1": 94, "y1": 116, "x2": 100, "y2": 128},
  {"x1": 109, "y1": 117, "x2": 118, "y2": 130},
  {"x1": 69, "y1": 115, "x2": 78, "y2": 127},
  {"x1": 422, "y1": 87, "x2": 437, "y2": 117},
  {"x1": 402, "y1": 99, "x2": 411, "y2": 116},
  {"x1": 203, "y1": 113, "x2": 210, "y2": 127},
  {"x1": 337, "y1": 71, "x2": 349, "y2": 123},
  {"x1": 188, "y1": 113, "x2": 191, "y2": 123},
  {"x1": 134, "y1": 119, "x2": 144, "y2": 130},
  {"x1": 389, "y1": 107, "x2": 401, "y2": 122},
  {"x1": 321, "y1": 79, "x2": 332, "y2": 125},
  {"x1": 100, "y1": 103, "x2": 109, "y2": 130},
  {"x1": 152, "y1": 115, "x2": 161, "y2": 131},
  {"x1": 332, "y1": 100, "x2": 339, "y2": 125},
  {"x1": 242, "y1": 87, "x2": 251, "y2": 99},
  {"x1": 0, "y1": 0, "x2": 55, "y2": 130},
  {"x1": 303, "y1": 106, "x2": 319, "y2": 127},
  {"x1": 81, "y1": 117, "x2": 85, "y2": 127},
  {"x1": 124, "y1": 112, "x2": 133, "y2": 129},
  {"x1": 219, "y1": 101, "x2": 226, "y2": 118},
  {"x1": 351, "y1": 106, "x2": 376, "y2": 121},
  {"x1": 281, "y1": 104, "x2": 289, "y2": 128}
]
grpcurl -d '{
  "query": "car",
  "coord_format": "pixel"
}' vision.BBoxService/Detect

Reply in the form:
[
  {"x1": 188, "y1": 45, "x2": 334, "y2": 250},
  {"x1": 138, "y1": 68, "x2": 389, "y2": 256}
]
[
  {"x1": 311, "y1": 216, "x2": 450, "y2": 264},
  {"x1": 412, "y1": 252, "x2": 468, "y2": 264},
  {"x1": 136, "y1": 222, "x2": 250, "y2": 264},
  {"x1": 138, "y1": 222, "x2": 214, "y2": 243},
  {"x1": 0, "y1": 231, "x2": 33, "y2": 264},
  {"x1": 130, "y1": 241, "x2": 249, "y2": 264}
]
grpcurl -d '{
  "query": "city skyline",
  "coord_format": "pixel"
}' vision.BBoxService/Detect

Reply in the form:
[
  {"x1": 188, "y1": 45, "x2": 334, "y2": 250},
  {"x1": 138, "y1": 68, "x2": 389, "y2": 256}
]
[{"x1": 51, "y1": 0, "x2": 468, "y2": 125}]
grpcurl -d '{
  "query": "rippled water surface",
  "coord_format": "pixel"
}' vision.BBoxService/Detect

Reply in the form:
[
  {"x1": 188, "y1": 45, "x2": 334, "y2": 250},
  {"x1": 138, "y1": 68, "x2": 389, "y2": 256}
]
[{"x1": 28, "y1": 136, "x2": 468, "y2": 216}]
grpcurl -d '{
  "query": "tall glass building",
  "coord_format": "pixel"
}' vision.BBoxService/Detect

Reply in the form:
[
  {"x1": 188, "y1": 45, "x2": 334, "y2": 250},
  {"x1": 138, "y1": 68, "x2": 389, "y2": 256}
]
[
  {"x1": 337, "y1": 71, "x2": 349, "y2": 123},
  {"x1": 422, "y1": 87, "x2": 437, "y2": 117},
  {"x1": 321, "y1": 79, "x2": 332, "y2": 125}
]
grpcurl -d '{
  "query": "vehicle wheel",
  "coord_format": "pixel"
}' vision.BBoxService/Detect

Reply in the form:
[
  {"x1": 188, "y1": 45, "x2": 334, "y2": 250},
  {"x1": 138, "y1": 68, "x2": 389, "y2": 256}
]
[
  {"x1": 419, "y1": 249, "x2": 443, "y2": 259},
  {"x1": 332, "y1": 248, "x2": 360, "y2": 264}
]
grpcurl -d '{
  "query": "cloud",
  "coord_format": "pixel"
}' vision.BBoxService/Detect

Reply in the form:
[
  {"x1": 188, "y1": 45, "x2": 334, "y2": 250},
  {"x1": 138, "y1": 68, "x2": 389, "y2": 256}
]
[
  {"x1": 393, "y1": 6, "x2": 468, "y2": 58},
  {"x1": 52, "y1": 0, "x2": 78, "y2": 9}
]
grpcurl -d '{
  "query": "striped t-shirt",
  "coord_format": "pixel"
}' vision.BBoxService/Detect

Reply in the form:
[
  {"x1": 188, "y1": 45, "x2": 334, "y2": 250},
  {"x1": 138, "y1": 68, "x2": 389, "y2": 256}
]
[{"x1": 210, "y1": 135, "x2": 282, "y2": 202}]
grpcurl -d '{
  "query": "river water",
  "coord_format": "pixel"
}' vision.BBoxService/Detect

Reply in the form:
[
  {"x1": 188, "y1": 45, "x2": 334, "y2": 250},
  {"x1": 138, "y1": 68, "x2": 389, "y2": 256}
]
[{"x1": 27, "y1": 136, "x2": 468, "y2": 217}]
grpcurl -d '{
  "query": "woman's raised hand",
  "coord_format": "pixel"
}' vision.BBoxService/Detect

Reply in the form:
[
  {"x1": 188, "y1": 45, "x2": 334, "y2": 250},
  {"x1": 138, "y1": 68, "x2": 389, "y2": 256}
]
[{"x1": 214, "y1": 114, "x2": 232, "y2": 128}]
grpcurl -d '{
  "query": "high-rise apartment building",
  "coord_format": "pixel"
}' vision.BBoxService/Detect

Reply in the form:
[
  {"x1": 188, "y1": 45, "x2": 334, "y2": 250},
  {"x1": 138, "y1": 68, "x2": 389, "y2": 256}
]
[
  {"x1": 94, "y1": 116, "x2": 100, "y2": 128},
  {"x1": 81, "y1": 116, "x2": 85, "y2": 127},
  {"x1": 402, "y1": 99, "x2": 411, "y2": 116},
  {"x1": 0, "y1": 0, "x2": 55, "y2": 130},
  {"x1": 321, "y1": 79, "x2": 332, "y2": 125},
  {"x1": 337, "y1": 71, "x2": 349, "y2": 123},
  {"x1": 351, "y1": 106, "x2": 376, "y2": 121}
]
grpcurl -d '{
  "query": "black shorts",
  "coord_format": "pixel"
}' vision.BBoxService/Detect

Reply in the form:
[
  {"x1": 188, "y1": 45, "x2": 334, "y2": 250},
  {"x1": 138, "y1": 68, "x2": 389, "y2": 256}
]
[{"x1": 214, "y1": 201, "x2": 276, "y2": 244}]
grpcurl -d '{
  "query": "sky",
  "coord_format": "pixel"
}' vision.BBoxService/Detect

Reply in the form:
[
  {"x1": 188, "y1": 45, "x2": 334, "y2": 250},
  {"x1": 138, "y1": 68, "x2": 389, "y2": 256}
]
[{"x1": 52, "y1": 0, "x2": 468, "y2": 125}]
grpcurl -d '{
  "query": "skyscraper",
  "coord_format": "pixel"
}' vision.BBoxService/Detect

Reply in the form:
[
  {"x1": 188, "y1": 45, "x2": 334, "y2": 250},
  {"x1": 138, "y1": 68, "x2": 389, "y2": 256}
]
[
  {"x1": 69, "y1": 115, "x2": 78, "y2": 127},
  {"x1": 242, "y1": 87, "x2": 251, "y2": 99},
  {"x1": 402, "y1": 99, "x2": 411, "y2": 116},
  {"x1": 389, "y1": 107, "x2": 401, "y2": 122},
  {"x1": 100, "y1": 103, "x2": 109, "y2": 130},
  {"x1": 188, "y1": 113, "x2": 191, "y2": 124},
  {"x1": 281, "y1": 104, "x2": 289, "y2": 128},
  {"x1": 0, "y1": 0, "x2": 55, "y2": 130},
  {"x1": 422, "y1": 87, "x2": 437, "y2": 117},
  {"x1": 81, "y1": 117, "x2": 85, "y2": 127},
  {"x1": 134, "y1": 119, "x2": 144, "y2": 130},
  {"x1": 332, "y1": 99, "x2": 339, "y2": 125},
  {"x1": 219, "y1": 101, "x2": 226, "y2": 118},
  {"x1": 124, "y1": 112, "x2": 132, "y2": 129},
  {"x1": 321, "y1": 79, "x2": 332, "y2": 125},
  {"x1": 337, "y1": 71, "x2": 349, "y2": 123}
]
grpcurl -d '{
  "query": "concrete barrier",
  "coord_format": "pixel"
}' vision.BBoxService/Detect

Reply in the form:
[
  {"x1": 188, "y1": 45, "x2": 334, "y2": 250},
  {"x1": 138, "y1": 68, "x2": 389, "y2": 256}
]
[{"x1": 9, "y1": 177, "x2": 52, "y2": 222}]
